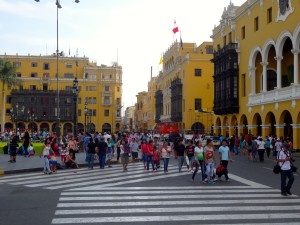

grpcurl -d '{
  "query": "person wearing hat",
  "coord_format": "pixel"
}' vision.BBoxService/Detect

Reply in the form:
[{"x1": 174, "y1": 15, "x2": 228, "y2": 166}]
[{"x1": 277, "y1": 142, "x2": 294, "y2": 196}]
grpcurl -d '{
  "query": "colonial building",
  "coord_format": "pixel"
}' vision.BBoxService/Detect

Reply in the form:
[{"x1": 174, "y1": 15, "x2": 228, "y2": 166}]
[
  {"x1": 123, "y1": 106, "x2": 135, "y2": 131},
  {"x1": 145, "y1": 75, "x2": 157, "y2": 131},
  {"x1": 155, "y1": 42, "x2": 214, "y2": 133},
  {"x1": 211, "y1": 0, "x2": 300, "y2": 150},
  {"x1": 135, "y1": 91, "x2": 148, "y2": 132},
  {"x1": 0, "y1": 54, "x2": 122, "y2": 135}
]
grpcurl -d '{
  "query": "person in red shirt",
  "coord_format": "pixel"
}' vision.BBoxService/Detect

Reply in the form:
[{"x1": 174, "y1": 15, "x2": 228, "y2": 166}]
[
  {"x1": 141, "y1": 139, "x2": 148, "y2": 169},
  {"x1": 146, "y1": 140, "x2": 155, "y2": 171}
]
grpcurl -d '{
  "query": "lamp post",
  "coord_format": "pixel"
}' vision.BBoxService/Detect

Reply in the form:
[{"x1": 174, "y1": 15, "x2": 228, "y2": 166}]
[
  {"x1": 84, "y1": 102, "x2": 88, "y2": 132},
  {"x1": 72, "y1": 77, "x2": 79, "y2": 137},
  {"x1": 28, "y1": 110, "x2": 37, "y2": 132},
  {"x1": 34, "y1": 0, "x2": 80, "y2": 141}
]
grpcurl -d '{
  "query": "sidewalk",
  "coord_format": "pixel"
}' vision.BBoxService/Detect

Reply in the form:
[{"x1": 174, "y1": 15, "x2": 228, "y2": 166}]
[{"x1": 0, "y1": 153, "x2": 119, "y2": 175}]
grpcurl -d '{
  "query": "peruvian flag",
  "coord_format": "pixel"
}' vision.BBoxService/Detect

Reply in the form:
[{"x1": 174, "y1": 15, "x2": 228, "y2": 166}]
[{"x1": 172, "y1": 20, "x2": 179, "y2": 34}]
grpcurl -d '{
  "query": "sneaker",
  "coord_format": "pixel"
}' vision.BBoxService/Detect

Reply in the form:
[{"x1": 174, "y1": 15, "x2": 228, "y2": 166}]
[
  {"x1": 286, "y1": 190, "x2": 292, "y2": 195},
  {"x1": 226, "y1": 178, "x2": 230, "y2": 182},
  {"x1": 47, "y1": 172, "x2": 52, "y2": 175},
  {"x1": 281, "y1": 192, "x2": 288, "y2": 196},
  {"x1": 204, "y1": 178, "x2": 208, "y2": 182},
  {"x1": 208, "y1": 180, "x2": 216, "y2": 184}
]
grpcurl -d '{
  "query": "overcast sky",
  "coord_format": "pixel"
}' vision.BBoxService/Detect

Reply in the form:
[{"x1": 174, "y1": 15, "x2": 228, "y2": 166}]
[{"x1": 0, "y1": 0, "x2": 245, "y2": 110}]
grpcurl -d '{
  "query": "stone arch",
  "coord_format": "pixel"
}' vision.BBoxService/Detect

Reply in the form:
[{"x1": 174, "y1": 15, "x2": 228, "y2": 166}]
[
  {"x1": 265, "y1": 111, "x2": 276, "y2": 137},
  {"x1": 239, "y1": 114, "x2": 248, "y2": 135},
  {"x1": 279, "y1": 110, "x2": 293, "y2": 138},
  {"x1": 5, "y1": 122, "x2": 13, "y2": 131},
  {"x1": 249, "y1": 46, "x2": 262, "y2": 68},
  {"x1": 191, "y1": 122, "x2": 205, "y2": 133},
  {"x1": 262, "y1": 39, "x2": 276, "y2": 62},
  {"x1": 28, "y1": 122, "x2": 38, "y2": 132},
  {"x1": 63, "y1": 123, "x2": 73, "y2": 135},
  {"x1": 40, "y1": 123, "x2": 50, "y2": 132},
  {"x1": 17, "y1": 122, "x2": 26, "y2": 131},
  {"x1": 102, "y1": 123, "x2": 111, "y2": 133},
  {"x1": 252, "y1": 113, "x2": 262, "y2": 137},
  {"x1": 215, "y1": 117, "x2": 221, "y2": 135},
  {"x1": 293, "y1": 23, "x2": 300, "y2": 50},
  {"x1": 230, "y1": 115, "x2": 238, "y2": 135},
  {"x1": 78, "y1": 123, "x2": 84, "y2": 132},
  {"x1": 276, "y1": 31, "x2": 294, "y2": 55}
]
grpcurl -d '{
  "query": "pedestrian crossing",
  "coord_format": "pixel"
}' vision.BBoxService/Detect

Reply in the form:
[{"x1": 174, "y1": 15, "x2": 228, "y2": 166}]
[
  {"x1": 0, "y1": 163, "x2": 189, "y2": 190},
  {"x1": 52, "y1": 186, "x2": 300, "y2": 224}
]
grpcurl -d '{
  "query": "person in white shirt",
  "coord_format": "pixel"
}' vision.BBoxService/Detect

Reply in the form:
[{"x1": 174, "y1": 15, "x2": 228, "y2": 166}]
[
  {"x1": 277, "y1": 143, "x2": 294, "y2": 196},
  {"x1": 256, "y1": 137, "x2": 266, "y2": 162},
  {"x1": 160, "y1": 141, "x2": 171, "y2": 173}
]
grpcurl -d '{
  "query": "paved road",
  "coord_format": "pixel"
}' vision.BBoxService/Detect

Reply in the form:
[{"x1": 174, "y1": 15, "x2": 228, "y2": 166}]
[{"x1": 0, "y1": 153, "x2": 300, "y2": 225}]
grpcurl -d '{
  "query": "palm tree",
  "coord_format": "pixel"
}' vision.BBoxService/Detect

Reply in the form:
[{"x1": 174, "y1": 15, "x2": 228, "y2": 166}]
[{"x1": 0, "y1": 59, "x2": 20, "y2": 136}]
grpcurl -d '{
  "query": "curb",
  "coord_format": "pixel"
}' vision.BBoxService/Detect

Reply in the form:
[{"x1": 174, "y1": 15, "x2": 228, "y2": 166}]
[{"x1": 0, "y1": 160, "x2": 123, "y2": 175}]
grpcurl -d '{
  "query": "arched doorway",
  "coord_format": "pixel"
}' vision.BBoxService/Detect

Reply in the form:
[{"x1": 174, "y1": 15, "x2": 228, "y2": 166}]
[
  {"x1": 215, "y1": 117, "x2": 221, "y2": 135},
  {"x1": 281, "y1": 37, "x2": 293, "y2": 87},
  {"x1": 17, "y1": 122, "x2": 26, "y2": 131},
  {"x1": 253, "y1": 113, "x2": 262, "y2": 136},
  {"x1": 265, "y1": 112, "x2": 276, "y2": 137},
  {"x1": 102, "y1": 123, "x2": 111, "y2": 133},
  {"x1": 5, "y1": 122, "x2": 13, "y2": 131},
  {"x1": 280, "y1": 110, "x2": 293, "y2": 139},
  {"x1": 191, "y1": 122, "x2": 204, "y2": 133},
  {"x1": 52, "y1": 123, "x2": 58, "y2": 133},
  {"x1": 28, "y1": 122, "x2": 38, "y2": 132},
  {"x1": 78, "y1": 123, "x2": 84, "y2": 132},
  {"x1": 40, "y1": 123, "x2": 50, "y2": 132},
  {"x1": 88, "y1": 123, "x2": 95, "y2": 133},
  {"x1": 239, "y1": 114, "x2": 248, "y2": 135},
  {"x1": 63, "y1": 123, "x2": 73, "y2": 136},
  {"x1": 231, "y1": 116, "x2": 238, "y2": 135}
]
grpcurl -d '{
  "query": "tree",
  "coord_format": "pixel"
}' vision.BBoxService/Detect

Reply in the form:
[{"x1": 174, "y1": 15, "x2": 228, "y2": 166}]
[{"x1": 0, "y1": 59, "x2": 20, "y2": 136}]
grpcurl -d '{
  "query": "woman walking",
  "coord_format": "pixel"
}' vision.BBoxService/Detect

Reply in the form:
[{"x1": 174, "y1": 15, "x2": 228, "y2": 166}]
[
  {"x1": 21, "y1": 131, "x2": 31, "y2": 156},
  {"x1": 141, "y1": 139, "x2": 148, "y2": 169},
  {"x1": 120, "y1": 140, "x2": 129, "y2": 171},
  {"x1": 146, "y1": 140, "x2": 155, "y2": 172},
  {"x1": 87, "y1": 137, "x2": 96, "y2": 169},
  {"x1": 204, "y1": 139, "x2": 216, "y2": 184},
  {"x1": 160, "y1": 141, "x2": 171, "y2": 173},
  {"x1": 192, "y1": 141, "x2": 206, "y2": 183},
  {"x1": 257, "y1": 137, "x2": 266, "y2": 162},
  {"x1": 39, "y1": 138, "x2": 52, "y2": 174}
]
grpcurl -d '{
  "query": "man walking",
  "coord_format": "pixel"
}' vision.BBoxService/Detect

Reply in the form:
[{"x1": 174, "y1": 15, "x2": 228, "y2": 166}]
[{"x1": 96, "y1": 137, "x2": 108, "y2": 169}]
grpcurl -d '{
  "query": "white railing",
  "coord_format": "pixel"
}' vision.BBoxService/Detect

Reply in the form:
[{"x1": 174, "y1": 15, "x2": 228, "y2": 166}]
[{"x1": 248, "y1": 84, "x2": 300, "y2": 106}]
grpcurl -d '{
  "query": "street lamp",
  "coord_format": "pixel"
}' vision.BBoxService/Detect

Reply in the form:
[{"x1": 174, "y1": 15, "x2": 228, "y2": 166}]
[
  {"x1": 34, "y1": 0, "x2": 80, "y2": 142},
  {"x1": 84, "y1": 101, "x2": 88, "y2": 132},
  {"x1": 72, "y1": 77, "x2": 79, "y2": 137}
]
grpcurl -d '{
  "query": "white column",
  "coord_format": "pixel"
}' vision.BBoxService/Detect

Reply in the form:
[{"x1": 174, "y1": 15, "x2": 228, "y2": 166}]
[
  {"x1": 261, "y1": 61, "x2": 269, "y2": 92},
  {"x1": 292, "y1": 49, "x2": 299, "y2": 84},
  {"x1": 249, "y1": 66, "x2": 256, "y2": 94},
  {"x1": 275, "y1": 56, "x2": 283, "y2": 89}
]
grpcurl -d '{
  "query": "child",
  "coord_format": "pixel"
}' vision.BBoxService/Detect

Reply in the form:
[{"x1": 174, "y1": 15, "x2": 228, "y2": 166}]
[
  {"x1": 27, "y1": 144, "x2": 35, "y2": 157},
  {"x1": 48, "y1": 148, "x2": 57, "y2": 173},
  {"x1": 60, "y1": 144, "x2": 68, "y2": 163},
  {"x1": 153, "y1": 146, "x2": 160, "y2": 170},
  {"x1": 65, "y1": 152, "x2": 79, "y2": 169}
]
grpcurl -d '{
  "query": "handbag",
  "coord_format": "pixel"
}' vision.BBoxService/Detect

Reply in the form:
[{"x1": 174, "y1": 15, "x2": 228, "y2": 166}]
[{"x1": 273, "y1": 164, "x2": 281, "y2": 174}]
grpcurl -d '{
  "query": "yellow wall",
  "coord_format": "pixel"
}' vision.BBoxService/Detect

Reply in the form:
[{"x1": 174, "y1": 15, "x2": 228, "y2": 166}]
[{"x1": 0, "y1": 55, "x2": 122, "y2": 134}]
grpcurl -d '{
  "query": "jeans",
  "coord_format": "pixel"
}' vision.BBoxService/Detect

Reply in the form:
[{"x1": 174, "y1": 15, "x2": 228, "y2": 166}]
[
  {"x1": 87, "y1": 153, "x2": 95, "y2": 169},
  {"x1": 98, "y1": 154, "x2": 106, "y2": 169},
  {"x1": 188, "y1": 156, "x2": 195, "y2": 170},
  {"x1": 192, "y1": 160, "x2": 206, "y2": 181},
  {"x1": 258, "y1": 149, "x2": 265, "y2": 162},
  {"x1": 206, "y1": 162, "x2": 214, "y2": 177},
  {"x1": 233, "y1": 146, "x2": 239, "y2": 154},
  {"x1": 163, "y1": 158, "x2": 169, "y2": 172},
  {"x1": 177, "y1": 156, "x2": 184, "y2": 172},
  {"x1": 281, "y1": 169, "x2": 294, "y2": 193},
  {"x1": 43, "y1": 156, "x2": 51, "y2": 172},
  {"x1": 84, "y1": 145, "x2": 89, "y2": 161},
  {"x1": 147, "y1": 156, "x2": 155, "y2": 170}
]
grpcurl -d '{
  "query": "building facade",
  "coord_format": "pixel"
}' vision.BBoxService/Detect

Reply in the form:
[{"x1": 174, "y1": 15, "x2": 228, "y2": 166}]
[
  {"x1": 155, "y1": 42, "x2": 214, "y2": 133},
  {"x1": 123, "y1": 106, "x2": 135, "y2": 131},
  {"x1": 0, "y1": 54, "x2": 122, "y2": 135},
  {"x1": 135, "y1": 91, "x2": 147, "y2": 132},
  {"x1": 211, "y1": 0, "x2": 300, "y2": 150}
]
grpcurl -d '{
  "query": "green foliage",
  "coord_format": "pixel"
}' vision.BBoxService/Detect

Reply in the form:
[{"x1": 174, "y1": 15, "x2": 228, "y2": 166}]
[
  {"x1": 0, "y1": 142, "x2": 44, "y2": 155},
  {"x1": 0, "y1": 59, "x2": 21, "y2": 88}
]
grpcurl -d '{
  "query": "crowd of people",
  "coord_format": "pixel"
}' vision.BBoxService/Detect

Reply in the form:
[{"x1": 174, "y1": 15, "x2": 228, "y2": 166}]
[{"x1": 3, "y1": 129, "x2": 296, "y2": 195}]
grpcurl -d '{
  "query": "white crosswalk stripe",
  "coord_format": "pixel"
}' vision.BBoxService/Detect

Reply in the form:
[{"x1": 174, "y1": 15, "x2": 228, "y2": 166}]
[
  {"x1": 52, "y1": 186, "x2": 300, "y2": 224},
  {"x1": 0, "y1": 163, "x2": 188, "y2": 190}
]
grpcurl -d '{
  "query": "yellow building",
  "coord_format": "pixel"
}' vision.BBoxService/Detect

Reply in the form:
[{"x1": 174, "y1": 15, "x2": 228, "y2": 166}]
[
  {"x1": 154, "y1": 41, "x2": 214, "y2": 133},
  {"x1": 211, "y1": 0, "x2": 300, "y2": 150},
  {"x1": 135, "y1": 91, "x2": 148, "y2": 132},
  {"x1": 146, "y1": 75, "x2": 157, "y2": 131},
  {"x1": 0, "y1": 54, "x2": 122, "y2": 135}
]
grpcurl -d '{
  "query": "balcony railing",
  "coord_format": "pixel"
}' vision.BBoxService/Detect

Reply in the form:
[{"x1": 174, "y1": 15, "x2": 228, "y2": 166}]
[{"x1": 248, "y1": 84, "x2": 300, "y2": 107}]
